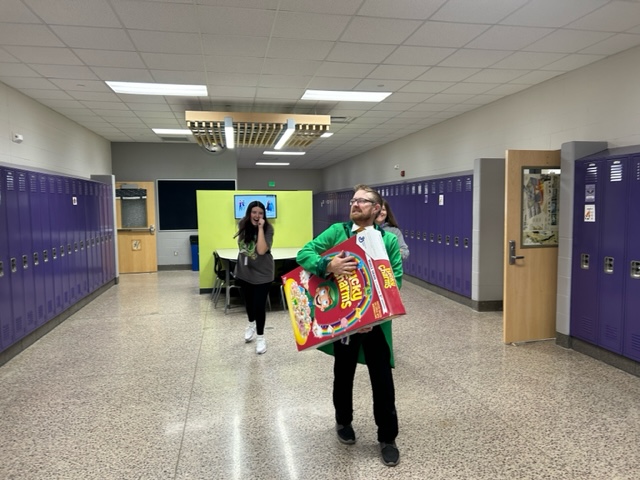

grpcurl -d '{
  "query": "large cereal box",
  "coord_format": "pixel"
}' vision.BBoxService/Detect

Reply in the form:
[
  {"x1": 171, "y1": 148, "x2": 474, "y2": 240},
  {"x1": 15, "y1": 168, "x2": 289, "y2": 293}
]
[{"x1": 282, "y1": 229, "x2": 405, "y2": 351}]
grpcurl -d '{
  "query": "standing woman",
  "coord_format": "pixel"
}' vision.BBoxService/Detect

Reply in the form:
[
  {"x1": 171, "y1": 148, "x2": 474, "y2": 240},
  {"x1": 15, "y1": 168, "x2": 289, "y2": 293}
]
[
  {"x1": 376, "y1": 199, "x2": 410, "y2": 260},
  {"x1": 234, "y1": 201, "x2": 274, "y2": 354}
]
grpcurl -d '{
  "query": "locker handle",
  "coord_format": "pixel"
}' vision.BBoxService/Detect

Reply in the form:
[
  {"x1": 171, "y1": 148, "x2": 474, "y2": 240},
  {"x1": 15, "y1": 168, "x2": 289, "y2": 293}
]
[
  {"x1": 445, "y1": 235, "x2": 450, "y2": 245},
  {"x1": 581, "y1": 253, "x2": 589, "y2": 270},
  {"x1": 43, "y1": 250, "x2": 48, "y2": 263},
  {"x1": 33, "y1": 252, "x2": 39, "y2": 266},
  {"x1": 508, "y1": 240, "x2": 525, "y2": 265},
  {"x1": 11, "y1": 257, "x2": 17, "y2": 273},
  {"x1": 464, "y1": 237, "x2": 469, "y2": 248},
  {"x1": 454, "y1": 236, "x2": 459, "y2": 247},
  {"x1": 60, "y1": 245, "x2": 65, "y2": 257},
  {"x1": 22, "y1": 255, "x2": 28, "y2": 269},
  {"x1": 0, "y1": 260, "x2": 3, "y2": 277},
  {"x1": 631, "y1": 260, "x2": 640, "y2": 279},
  {"x1": 52, "y1": 247, "x2": 57, "y2": 259},
  {"x1": 437, "y1": 234, "x2": 442, "y2": 244},
  {"x1": 604, "y1": 256, "x2": 614, "y2": 274}
]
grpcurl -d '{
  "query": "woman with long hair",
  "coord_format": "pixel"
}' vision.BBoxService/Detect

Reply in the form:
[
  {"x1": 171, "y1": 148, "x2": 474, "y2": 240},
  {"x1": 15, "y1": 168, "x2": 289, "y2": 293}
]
[
  {"x1": 234, "y1": 200, "x2": 275, "y2": 354},
  {"x1": 375, "y1": 199, "x2": 410, "y2": 260}
]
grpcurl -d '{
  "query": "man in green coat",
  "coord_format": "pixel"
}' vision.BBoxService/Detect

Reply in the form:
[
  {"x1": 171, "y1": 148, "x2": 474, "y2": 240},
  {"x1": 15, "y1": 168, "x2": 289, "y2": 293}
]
[{"x1": 296, "y1": 184, "x2": 403, "y2": 467}]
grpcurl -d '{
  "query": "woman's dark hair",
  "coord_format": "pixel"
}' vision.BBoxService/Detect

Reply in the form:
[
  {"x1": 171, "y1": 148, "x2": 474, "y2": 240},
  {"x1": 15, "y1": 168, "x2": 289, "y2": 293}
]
[
  {"x1": 235, "y1": 200, "x2": 271, "y2": 241},
  {"x1": 382, "y1": 199, "x2": 400, "y2": 228}
]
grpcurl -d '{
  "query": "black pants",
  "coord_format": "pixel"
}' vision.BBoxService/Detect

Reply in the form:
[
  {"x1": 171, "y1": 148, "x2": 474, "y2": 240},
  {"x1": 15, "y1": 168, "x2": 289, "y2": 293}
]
[
  {"x1": 237, "y1": 280, "x2": 271, "y2": 335},
  {"x1": 333, "y1": 325, "x2": 398, "y2": 443}
]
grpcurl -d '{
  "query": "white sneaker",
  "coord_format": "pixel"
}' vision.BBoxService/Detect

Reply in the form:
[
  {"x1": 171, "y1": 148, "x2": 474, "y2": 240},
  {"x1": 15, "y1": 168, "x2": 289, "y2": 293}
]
[
  {"x1": 256, "y1": 336, "x2": 267, "y2": 354},
  {"x1": 244, "y1": 323, "x2": 256, "y2": 343}
]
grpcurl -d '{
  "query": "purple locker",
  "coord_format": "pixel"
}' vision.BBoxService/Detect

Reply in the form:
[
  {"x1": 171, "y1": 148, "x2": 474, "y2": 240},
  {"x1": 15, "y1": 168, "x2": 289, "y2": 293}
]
[
  {"x1": 462, "y1": 175, "x2": 473, "y2": 298},
  {"x1": 429, "y1": 181, "x2": 438, "y2": 285},
  {"x1": 106, "y1": 182, "x2": 115, "y2": 281},
  {"x1": 623, "y1": 155, "x2": 640, "y2": 361},
  {"x1": 411, "y1": 183, "x2": 421, "y2": 279},
  {"x1": 92, "y1": 182, "x2": 103, "y2": 290},
  {"x1": 597, "y1": 158, "x2": 627, "y2": 354},
  {"x1": 28, "y1": 173, "x2": 46, "y2": 326},
  {"x1": 444, "y1": 179, "x2": 454, "y2": 291},
  {"x1": 59, "y1": 177, "x2": 71, "y2": 309},
  {"x1": 17, "y1": 170, "x2": 36, "y2": 334},
  {"x1": 70, "y1": 179, "x2": 82, "y2": 301},
  {"x1": 39, "y1": 174, "x2": 55, "y2": 321},
  {"x1": 452, "y1": 177, "x2": 464, "y2": 294},
  {"x1": 420, "y1": 182, "x2": 430, "y2": 282},
  {"x1": 406, "y1": 183, "x2": 417, "y2": 277},
  {"x1": 570, "y1": 159, "x2": 602, "y2": 343},
  {"x1": 0, "y1": 169, "x2": 14, "y2": 350}
]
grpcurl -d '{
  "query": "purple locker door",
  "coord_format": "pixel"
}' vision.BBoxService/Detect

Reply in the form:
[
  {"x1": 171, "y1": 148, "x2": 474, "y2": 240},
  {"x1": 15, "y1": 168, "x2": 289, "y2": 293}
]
[
  {"x1": 84, "y1": 181, "x2": 94, "y2": 292},
  {"x1": 5, "y1": 169, "x2": 27, "y2": 340},
  {"x1": 570, "y1": 159, "x2": 602, "y2": 343},
  {"x1": 95, "y1": 182, "x2": 104, "y2": 289},
  {"x1": 597, "y1": 158, "x2": 628, "y2": 354},
  {"x1": 411, "y1": 183, "x2": 421, "y2": 279},
  {"x1": 71, "y1": 179, "x2": 82, "y2": 301},
  {"x1": 444, "y1": 178, "x2": 454, "y2": 291},
  {"x1": 429, "y1": 181, "x2": 438, "y2": 285},
  {"x1": 105, "y1": 183, "x2": 115, "y2": 282},
  {"x1": 28, "y1": 173, "x2": 46, "y2": 327},
  {"x1": 48, "y1": 177, "x2": 62, "y2": 314},
  {"x1": 17, "y1": 170, "x2": 36, "y2": 335},
  {"x1": 462, "y1": 175, "x2": 473, "y2": 298},
  {"x1": 39, "y1": 174, "x2": 55, "y2": 321},
  {"x1": 406, "y1": 184, "x2": 416, "y2": 277},
  {"x1": 623, "y1": 155, "x2": 640, "y2": 361},
  {"x1": 60, "y1": 178, "x2": 71, "y2": 309},
  {"x1": 436, "y1": 180, "x2": 446, "y2": 287},
  {"x1": 420, "y1": 182, "x2": 430, "y2": 282},
  {"x1": 452, "y1": 177, "x2": 464, "y2": 294},
  {"x1": 0, "y1": 169, "x2": 15, "y2": 350}
]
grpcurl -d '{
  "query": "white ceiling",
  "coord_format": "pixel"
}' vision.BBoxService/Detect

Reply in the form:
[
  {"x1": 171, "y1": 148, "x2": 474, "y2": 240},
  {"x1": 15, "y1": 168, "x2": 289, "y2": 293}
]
[{"x1": 2, "y1": 0, "x2": 640, "y2": 169}]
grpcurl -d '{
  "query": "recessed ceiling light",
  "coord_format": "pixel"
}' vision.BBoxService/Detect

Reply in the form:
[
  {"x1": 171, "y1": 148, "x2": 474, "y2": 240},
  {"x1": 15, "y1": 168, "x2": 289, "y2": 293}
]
[
  {"x1": 263, "y1": 151, "x2": 306, "y2": 155},
  {"x1": 301, "y1": 89, "x2": 392, "y2": 102},
  {"x1": 321, "y1": 132, "x2": 334, "y2": 138},
  {"x1": 152, "y1": 128, "x2": 192, "y2": 135},
  {"x1": 106, "y1": 81, "x2": 207, "y2": 96},
  {"x1": 256, "y1": 162, "x2": 290, "y2": 166}
]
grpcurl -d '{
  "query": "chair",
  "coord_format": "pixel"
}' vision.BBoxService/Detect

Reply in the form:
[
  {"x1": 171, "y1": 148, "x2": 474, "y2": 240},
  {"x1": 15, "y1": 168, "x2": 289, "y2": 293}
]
[{"x1": 212, "y1": 251, "x2": 242, "y2": 313}]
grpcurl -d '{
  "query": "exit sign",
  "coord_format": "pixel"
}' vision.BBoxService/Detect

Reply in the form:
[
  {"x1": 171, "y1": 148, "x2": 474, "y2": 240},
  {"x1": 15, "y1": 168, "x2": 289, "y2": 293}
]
[{"x1": 268, "y1": 181, "x2": 275, "y2": 187}]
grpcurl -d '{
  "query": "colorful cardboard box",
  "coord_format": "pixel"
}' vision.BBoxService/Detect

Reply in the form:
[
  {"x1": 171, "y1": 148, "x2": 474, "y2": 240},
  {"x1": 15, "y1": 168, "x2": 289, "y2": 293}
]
[{"x1": 282, "y1": 229, "x2": 406, "y2": 351}]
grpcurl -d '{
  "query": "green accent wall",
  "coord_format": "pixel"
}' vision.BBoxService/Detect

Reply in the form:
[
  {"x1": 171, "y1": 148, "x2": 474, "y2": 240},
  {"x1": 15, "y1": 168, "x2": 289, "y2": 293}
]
[{"x1": 196, "y1": 190, "x2": 313, "y2": 289}]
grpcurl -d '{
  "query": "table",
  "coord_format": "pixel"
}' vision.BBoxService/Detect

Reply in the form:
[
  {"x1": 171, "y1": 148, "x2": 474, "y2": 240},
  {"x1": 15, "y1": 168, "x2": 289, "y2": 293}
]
[{"x1": 215, "y1": 247, "x2": 301, "y2": 313}]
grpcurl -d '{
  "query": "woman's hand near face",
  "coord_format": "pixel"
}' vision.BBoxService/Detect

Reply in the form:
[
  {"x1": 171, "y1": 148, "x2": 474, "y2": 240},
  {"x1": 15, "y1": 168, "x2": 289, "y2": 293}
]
[{"x1": 258, "y1": 218, "x2": 265, "y2": 228}]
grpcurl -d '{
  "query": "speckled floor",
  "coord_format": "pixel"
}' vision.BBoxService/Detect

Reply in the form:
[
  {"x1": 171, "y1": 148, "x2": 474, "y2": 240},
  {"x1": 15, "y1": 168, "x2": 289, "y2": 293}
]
[{"x1": 1, "y1": 271, "x2": 639, "y2": 480}]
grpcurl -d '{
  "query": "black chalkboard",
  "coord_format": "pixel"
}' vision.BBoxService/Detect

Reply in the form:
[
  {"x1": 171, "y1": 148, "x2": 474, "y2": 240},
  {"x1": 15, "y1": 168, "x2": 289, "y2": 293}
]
[{"x1": 157, "y1": 179, "x2": 236, "y2": 230}]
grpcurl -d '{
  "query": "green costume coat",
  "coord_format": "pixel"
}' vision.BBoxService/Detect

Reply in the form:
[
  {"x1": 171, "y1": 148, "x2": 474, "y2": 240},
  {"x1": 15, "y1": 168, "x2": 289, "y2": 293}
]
[{"x1": 296, "y1": 221, "x2": 403, "y2": 367}]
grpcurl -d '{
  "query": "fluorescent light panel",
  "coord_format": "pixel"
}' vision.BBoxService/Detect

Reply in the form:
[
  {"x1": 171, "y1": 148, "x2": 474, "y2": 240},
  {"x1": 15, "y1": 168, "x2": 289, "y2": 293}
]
[
  {"x1": 274, "y1": 119, "x2": 295, "y2": 150},
  {"x1": 321, "y1": 132, "x2": 334, "y2": 138},
  {"x1": 263, "y1": 151, "x2": 305, "y2": 156},
  {"x1": 152, "y1": 128, "x2": 192, "y2": 135},
  {"x1": 106, "y1": 81, "x2": 207, "y2": 96},
  {"x1": 224, "y1": 116, "x2": 234, "y2": 149},
  {"x1": 301, "y1": 89, "x2": 391, "y2": 102},
  {"x1": 256, "y1": 162, "x2": 290, "y2": 166}
]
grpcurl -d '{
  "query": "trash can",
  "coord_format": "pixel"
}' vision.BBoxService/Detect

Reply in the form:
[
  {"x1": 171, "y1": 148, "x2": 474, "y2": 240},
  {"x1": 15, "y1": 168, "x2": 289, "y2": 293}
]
[{"x1": 189, "y1": 235, "x2": 199, "y2": 271}]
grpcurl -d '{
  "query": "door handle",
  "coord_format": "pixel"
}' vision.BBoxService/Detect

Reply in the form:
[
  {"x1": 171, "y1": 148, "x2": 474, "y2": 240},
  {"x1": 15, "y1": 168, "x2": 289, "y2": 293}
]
[
  {"x1": 149, "y1": 224, "x2": 156, "y2": 235},
  {"x1": 508, "y1": 240, "x2": 525, "y2": 265}
]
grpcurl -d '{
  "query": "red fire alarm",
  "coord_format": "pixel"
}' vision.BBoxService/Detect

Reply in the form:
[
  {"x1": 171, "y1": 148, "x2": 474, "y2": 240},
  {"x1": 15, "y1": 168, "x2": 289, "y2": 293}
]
[{"x1": 400, "y1": 170, "x2": 405, "y2": 177}]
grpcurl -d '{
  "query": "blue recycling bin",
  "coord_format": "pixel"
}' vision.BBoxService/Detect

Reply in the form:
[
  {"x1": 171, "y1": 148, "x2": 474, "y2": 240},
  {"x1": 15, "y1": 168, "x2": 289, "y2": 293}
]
[{"x1": 190, "y1": 235, "x2": 199, "y2": 271}]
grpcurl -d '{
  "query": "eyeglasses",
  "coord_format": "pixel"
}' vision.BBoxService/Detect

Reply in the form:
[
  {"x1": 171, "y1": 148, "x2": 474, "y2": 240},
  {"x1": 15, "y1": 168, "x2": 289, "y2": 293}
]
[{"x1": 349, "y1": 198, "x2": 375, "y2": 206}]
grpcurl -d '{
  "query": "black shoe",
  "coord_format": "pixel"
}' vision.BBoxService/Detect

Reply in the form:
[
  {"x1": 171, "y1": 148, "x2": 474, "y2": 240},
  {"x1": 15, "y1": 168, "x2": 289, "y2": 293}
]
[
  {"x1": 336, "y1": 424, "x2": 356, "y2": 445},
  {"x1": 380, "y1": 442, "x2": 400, "y2": 467}
]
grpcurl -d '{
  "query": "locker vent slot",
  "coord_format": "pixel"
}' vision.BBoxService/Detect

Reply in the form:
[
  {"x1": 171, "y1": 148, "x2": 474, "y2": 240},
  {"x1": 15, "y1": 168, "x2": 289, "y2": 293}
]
[
  {"x1": 40, "y1": 176, "x2": 47, "y2": 193},
  {"x1": 431, "y1": 183, "x2": 436, "y2": 194},
  {"x1": 465, "y1": 177, "x2": 472, "y2": 192},
  {"x1": 636, "y1": 161, "x2": 640, "y2": 181},
  {"x1": 631, "y1": 334, "x2": 640, "y2": 351},
  {"x1": 456, "y1": 179, "x2": 462, "y2": 192},
  {"x1": 604, "y1": 325, "x2": 618, "y2": 341},
  {"x1": 30, "y1": 175, "x2": 37, "y2": 193},
  {"x1": 6, "y1": 172, "x2": 15, "y2": 190},
  {"x1": 447, "y1": 180, "x2": 453, "y2": 193},
  {"x1": 609, "y1": 162, "x2": 623, "y2": 182},
  {"x1": 19, "y1": 173, "x2": 27, "y2": 192},
  {"x1": 585, "y1": 163, "x2": 598, "y2": 183}
]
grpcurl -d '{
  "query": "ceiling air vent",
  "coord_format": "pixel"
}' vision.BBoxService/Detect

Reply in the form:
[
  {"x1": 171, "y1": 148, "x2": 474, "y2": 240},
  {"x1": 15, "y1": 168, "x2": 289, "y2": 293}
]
[{"x1": 330, "y1": 116, "x2": 354, "y2": 124}]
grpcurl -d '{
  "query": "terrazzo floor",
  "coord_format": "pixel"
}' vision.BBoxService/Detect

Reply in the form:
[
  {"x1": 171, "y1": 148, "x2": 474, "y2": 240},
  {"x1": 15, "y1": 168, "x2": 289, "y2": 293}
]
[{"x1": 1, "y1": 271, "x2": 639, "y2": 480}]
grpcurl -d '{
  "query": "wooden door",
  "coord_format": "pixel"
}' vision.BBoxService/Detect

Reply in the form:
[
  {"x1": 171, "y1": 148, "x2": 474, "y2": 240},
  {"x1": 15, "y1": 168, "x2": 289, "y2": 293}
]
[
  {"x1": 503, "y1": 150, "x2": 561, "y2": 343},
  {"x1": 115, "y1": 181, "x2": 157, "y2": 273}
]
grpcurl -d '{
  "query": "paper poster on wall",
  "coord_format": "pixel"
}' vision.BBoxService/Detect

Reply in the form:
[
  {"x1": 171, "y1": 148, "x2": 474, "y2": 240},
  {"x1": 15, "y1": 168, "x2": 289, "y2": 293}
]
[
  {"x1": 585, "y1": 184, "x2": 595, "y2": 202},
  {"x1": 584, "y1": 204, "x2": 596, "y2": 222}
]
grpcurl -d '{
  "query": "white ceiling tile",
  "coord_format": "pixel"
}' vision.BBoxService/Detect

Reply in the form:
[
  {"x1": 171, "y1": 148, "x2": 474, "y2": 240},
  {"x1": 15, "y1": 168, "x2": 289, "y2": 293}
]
[
  {"x1": 463, "y1": 94, "x2": 503, "y2": 105},
  {"x1": 36, "y1": 98, "x2": 86, "y2": 109},
  {"x1": 258, "y1": 75, "x2": 312, "y2": 88},
  {"x1": 410, "y1": 103, "x2": 451, "y2": 111},
  {"x1": 261, "y1": 59, "x2": 321, "y2": 76},
  {"x1": 0, "y1": 77, "x2": 58, "y2": 89},
  {"x1": 112, "y1": 2, "x2": 198, "y2": 32},
  {"x1": 128, "y1": 103, "x2": 173, "y2": 112},
  {"x1": 197, "y1": 6, "x2": 276, "y2": 36},
  {"x1": 524, "y1": 29, "x2": 614, "y2": 53},
  {"x1": 567, "y1": 1, "x2": 640, "y2": 32},
  {"x1": 68, "y1": 91, "x2": 121, "y2": 102},
  {"x1": 278, "y1": 0, "x2": 362, "y2": 15},
  {"x1": 580, "y1": 33, "x2": 640, "y2": 54},
  {"x1": 205, "y1": 56, "x2": 265, "y2": 74},
  {"x1": 306, "y1": 77, "x2": 361, "y2": 90},
  {"x1": 151, "y1": 70, "x2": 207, "y2": 84},
  {"x1": 18, "y1": 88, "x2": 71, "y2": 100},
  {"x1": 467, "y1": 26, "x2": 554, "y2": 50},
  {"x1": 267, "y1": 38, "x2": 334, "y2": 61},
  {"x1": 485, "y1": 83, "x2": 531, "y2": 95},
  {"x1": 326, "y1": 43, "x2": 395, "y2": 63},
  {"x1": 0, "y1": 63, "x2": 40, "y2": 77},
  {"x1": 24, "y1": 0, "x2": 122, "y2": 27},
  {"x1": 198, "y1": 0, "x2": 280, "y2": 8},
  {"x1": 256, "y1": 87, "x2": 304, "y2": 99},
  {"x1": 31, "y1": 64, "x2": 99, "y2": 79},
  {"x1": 431, "y1": 0, "x2": 528, "y2": 24},
  {"x1": 315, "y1": 62, "x2": 376, "y2": 78},
  {"x1": 464, "y1": 68, "x2": 528, "y2": 83},
  {"x1": 443, "y1": 82, "x2": 499, "y2": 94},
  {"x1": 90, "y1": 67, "x2": 153, "y2": 82},
  {"x1": 500, "y1": 0, "x2": 609, "y2": 28},
  {"x1": 207, "y1": 73, "x2": 260, "y2": 87},
  {"x1": 207, "y1": 86, "x2": 258, "y2": 98},
  {"x1": 540, "y1": 53, "x2": 605, "y2": 71},
  {"x1": 202, "y1": 36, "x2": 269, "y2": 58},
  {"x1": 0, "y1": 49, "x2": 18, "y2": 62},
  {"x1": 355, "y1": 79, "x2": 408, "y2": 91},
  {"x1": 340, "y1": 17, "x2": 422, "y2": 44},
  {"x1": 82, "y1": 100, "x2": 129, "y2": 110},
  {"x1": 1, "y1": 0, "x2": 42, "y2": 23},
  {"x1": 438, "y1": 49, "x2": 513, "y2": 68},
  {"x1": 140, "y1": 53, "x2": 203, "y2": 70},
  {"x1": 384, "y1": 46, "x2": 456, "y2": 66},
  {"x1": 358, "y1": 0, "x2": 446, "y2": 19},
  {"x1": 399, "y1": 81, "x2": 455, "y2": 93},
  {"x1": 74, "y1": 49, "x2": 145, "y2": 68},
  {"x1": 406, "y1": 22, "x2": 489, "y2": 48},
  {"x1": 382, "y1": 92, "x2": 433, "y2": 103},
  {"x1": 510, "y1": 70, "x2": 565, "y2": 84},
  {"x1": 272, "y1": 12, "x2": 350, "y2": 41},
  {"x1": 51, "y1": 26, "x2": 135, "y2": 51},
  {"x1": 128, "y1": 30, "x2": 201, "y2": 54},
  {"x1": 491, "y1": 51, "x2": 566, "y2": 69},
  {"x1": 425, "y1": 93, "x2": 475, "y2": 103},
  {"x1": 416, "y1": 67, "x2": 480, "y2": 81},
  {"x1": 0, "y1": 23, "x2": 64, "y2": 47},
  {"x1": 367, "y1": 65, "x2": 428, "y2": 80},
  {"x1": 5, "y1": 46, "x2": 82, "y2": 65}
]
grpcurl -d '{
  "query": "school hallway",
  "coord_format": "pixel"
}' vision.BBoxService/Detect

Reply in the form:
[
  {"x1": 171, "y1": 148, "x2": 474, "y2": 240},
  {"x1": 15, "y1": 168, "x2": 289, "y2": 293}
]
[{"x1": 1, "y1": 271, "x2": 639, "y2": 480}]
